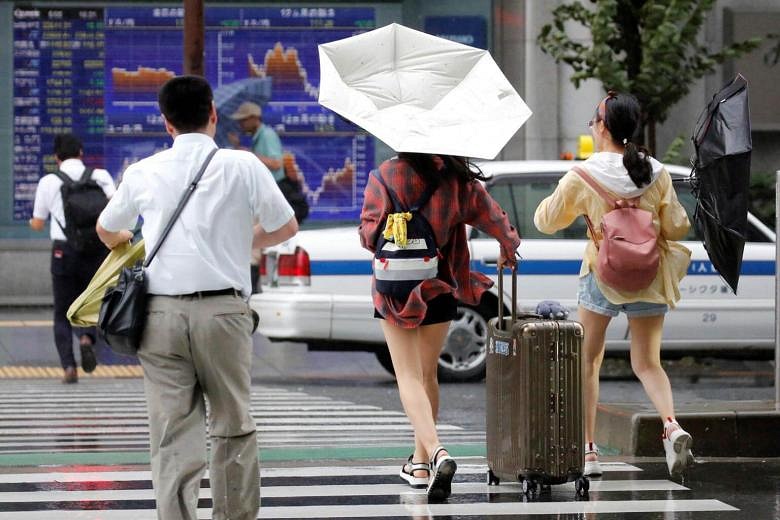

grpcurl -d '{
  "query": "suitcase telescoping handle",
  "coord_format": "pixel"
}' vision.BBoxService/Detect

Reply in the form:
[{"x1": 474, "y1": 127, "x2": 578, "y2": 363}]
[
  {"x1": 496, "y1": 259, "x2": 517, "y2": 331},
  {"x1": 496, "y1": 259, "x2": 543, "y2": 330}
]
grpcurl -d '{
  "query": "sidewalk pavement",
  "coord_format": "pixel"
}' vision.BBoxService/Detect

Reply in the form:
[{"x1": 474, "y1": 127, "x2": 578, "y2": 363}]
[{"x1": 0, "y1": 306, "x2": 389, "y2": 382}]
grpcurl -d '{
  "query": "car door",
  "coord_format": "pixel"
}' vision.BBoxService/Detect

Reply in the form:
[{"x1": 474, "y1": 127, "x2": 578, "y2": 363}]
[{"x1": 666, "y1": 185, "x2": 775, "y2": 349}]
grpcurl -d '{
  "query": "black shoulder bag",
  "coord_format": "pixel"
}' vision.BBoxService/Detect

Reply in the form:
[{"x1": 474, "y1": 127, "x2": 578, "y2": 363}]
[{"x1": 98, "y1": 149, "x2": 219, "y2": 356}]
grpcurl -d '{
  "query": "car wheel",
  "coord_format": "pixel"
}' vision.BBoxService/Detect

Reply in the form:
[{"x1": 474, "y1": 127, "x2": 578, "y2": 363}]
[{"x1": 438, "y1": 304, "x2": 491, "y2": 382}]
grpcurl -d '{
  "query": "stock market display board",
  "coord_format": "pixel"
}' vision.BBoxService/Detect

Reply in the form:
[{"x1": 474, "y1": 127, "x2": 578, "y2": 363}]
[{"x1": 12, "y1": 5, "x2": 375, "y2": 222}]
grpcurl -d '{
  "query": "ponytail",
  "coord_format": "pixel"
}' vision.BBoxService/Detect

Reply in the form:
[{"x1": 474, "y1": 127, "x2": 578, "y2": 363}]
[
  {"x1": 622, "y1": 142, "x2": 652, "y2": 188},
  {"x1": 599, "y1": 91, "x2": 652, "y2": 188}
]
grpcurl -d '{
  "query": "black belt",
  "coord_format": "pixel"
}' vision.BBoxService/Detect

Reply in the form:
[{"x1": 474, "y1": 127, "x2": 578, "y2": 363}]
[{"x1": 158, "y1": 288, "x2": 241, "y2": 298}]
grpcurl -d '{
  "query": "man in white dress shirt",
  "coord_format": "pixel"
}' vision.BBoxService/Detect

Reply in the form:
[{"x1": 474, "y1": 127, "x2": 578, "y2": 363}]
[
  {"x1": 97, "y1": 76, "x2": 298, "y2": 520},
  {"x1": 29, "y1": 133, "x2": 115, "y2": 383}
]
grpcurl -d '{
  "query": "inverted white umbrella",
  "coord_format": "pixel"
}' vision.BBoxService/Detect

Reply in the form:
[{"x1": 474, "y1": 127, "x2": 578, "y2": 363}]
[{"x1": 318, "y1": 23, "x2": 532, "y2": 160}]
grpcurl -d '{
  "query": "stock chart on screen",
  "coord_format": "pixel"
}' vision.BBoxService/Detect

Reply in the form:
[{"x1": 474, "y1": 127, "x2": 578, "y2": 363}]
[{"x1": 13, "y1": 5, "x2": 375, "y2": 222}]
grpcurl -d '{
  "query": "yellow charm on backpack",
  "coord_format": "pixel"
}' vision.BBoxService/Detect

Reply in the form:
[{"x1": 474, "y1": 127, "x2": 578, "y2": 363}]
[{"x1": 383, "y1": 212, "x2": 412, "y2": 247}]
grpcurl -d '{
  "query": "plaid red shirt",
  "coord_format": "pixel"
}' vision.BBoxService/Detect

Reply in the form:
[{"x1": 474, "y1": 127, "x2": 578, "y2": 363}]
[{"x1": 359, "y1": 157, "x2": 521, "y2": 328}]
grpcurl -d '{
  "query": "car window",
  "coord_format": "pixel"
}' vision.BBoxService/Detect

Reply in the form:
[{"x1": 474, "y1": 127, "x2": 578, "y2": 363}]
[
  {"x1": 476, "y1": 175, "x2": 588, "y2": 240},
  {"x1": 474, "y1": 173, "x2": 770, "y2": 243},
  {"x1": 673, "y1": 183, "x2": 772, "y2": 242},
  {"x1": 671, "y1": 184, "x2": 700, "y2": 241}
]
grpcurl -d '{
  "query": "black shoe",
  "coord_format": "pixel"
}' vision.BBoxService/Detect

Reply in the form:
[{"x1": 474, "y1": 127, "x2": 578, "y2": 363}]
[
  {"x1": 79, "y1": 338, "x2": 97, "y2": 373},
  {"x1": 427, "y1": 446, "x2": 457, "y2": 502},
  {"x1": 62, "y1": 366, "x2": 78, "y2": 384}
]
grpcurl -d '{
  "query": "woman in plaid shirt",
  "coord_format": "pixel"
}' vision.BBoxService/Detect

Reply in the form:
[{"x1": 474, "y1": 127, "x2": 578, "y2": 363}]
[{"x1": 359, "y1": 153, "x2": 520, "y2": 501}]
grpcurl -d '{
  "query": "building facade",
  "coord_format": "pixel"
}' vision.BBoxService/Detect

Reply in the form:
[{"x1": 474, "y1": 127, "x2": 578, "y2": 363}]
[{"x1": 0, "y1": 0, "x2": 777, "y2": 302}]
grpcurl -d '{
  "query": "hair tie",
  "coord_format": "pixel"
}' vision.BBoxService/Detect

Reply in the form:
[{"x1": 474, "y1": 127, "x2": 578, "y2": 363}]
[{"x1": 622, "y1": 138, "x2": 628, "y2": 146}]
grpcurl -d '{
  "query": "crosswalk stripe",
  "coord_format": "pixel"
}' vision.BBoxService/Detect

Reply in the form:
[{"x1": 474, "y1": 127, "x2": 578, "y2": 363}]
[
  {"x1": 0, "y1": 405, "x2": 382, "y2": 412},
  {"x1": 0, "y1": 409, "x2": 391, "y2": 417},
  {"x1": 0, "y1": 416, "x2": 415, "y2": 426},
  {"x1": 0, "y1": 384, "x2": 477, "y2": 455},
  {"x1": 0, "y1": 439, "x2": 489, "y2": 452},
  {"x1": 255, "y1": 500, "x2": 738, "y2": 518},
  {"x1": 0, "y1": 446, "x2": 734, "y2": 518},
  {"x1": 0, "y1": 479, "x2": 690, "y2": 502},
  {"x1": 0, "y1": 500, "x2": 739, "y2": 518},
  {"x1": 0, "y1": 463, "x2": 642, "y2": 484},
  {"x1": 0, "y1": 397, "x2": 339, "y2": 404},
  {"x1": 0, "y1": 430, "x2": 481, "y2": 442},
  {"x1": 0, "y1": 424, "x2": 463, "y2": 435}
]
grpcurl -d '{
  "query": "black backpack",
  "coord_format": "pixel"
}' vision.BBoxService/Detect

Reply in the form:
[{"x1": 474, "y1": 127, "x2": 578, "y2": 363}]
[
  {"x1": 53, "y1": 168, "x2": 108, "y2": 252},
  {"x1": 278, "y1": 177, "x2": 310, "y2": 224},
  {"x1": 372, "y1": 171, "x2": 440, "y2": 299}
]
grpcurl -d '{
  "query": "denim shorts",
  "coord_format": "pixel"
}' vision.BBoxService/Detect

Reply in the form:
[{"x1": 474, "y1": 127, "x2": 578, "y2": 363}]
[{"x1": 577, "y1": 272, "x2": 668, "y2": 318}]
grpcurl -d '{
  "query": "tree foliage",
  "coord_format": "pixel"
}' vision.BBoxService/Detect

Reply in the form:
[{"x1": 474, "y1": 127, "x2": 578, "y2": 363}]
[{"x1": 537, "y1": 0, "x2": 762, "y2": 153}]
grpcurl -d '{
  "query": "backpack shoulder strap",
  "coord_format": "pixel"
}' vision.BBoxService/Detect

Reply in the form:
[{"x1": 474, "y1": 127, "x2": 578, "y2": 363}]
[
  {"x1": 79, "y1": 167, "x2": 95, "y2": 183},
  {"x1": 572, "y1": 166, "x2": 619, "y2": 207},
  {"x1": 410, "y1": 180, "x2": 438, "y2": 212},
  {"x1": 370, "y1": 170, "x2": 406, "y2": 212},
  {"x1": 53, "y1": 170, "x2": 73, "y2": 186},
  {"x1": 369, "y1": 170, "x2": 438, "y2": 213},
  {"x1": 572, "y1": 166, "x2": 604, "y2": 250}
]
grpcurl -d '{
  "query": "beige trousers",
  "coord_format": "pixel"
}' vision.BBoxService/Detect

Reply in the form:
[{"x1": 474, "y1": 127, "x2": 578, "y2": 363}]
[{"x1": 138, "y1": 294, "x2": 260, "y2": 520}]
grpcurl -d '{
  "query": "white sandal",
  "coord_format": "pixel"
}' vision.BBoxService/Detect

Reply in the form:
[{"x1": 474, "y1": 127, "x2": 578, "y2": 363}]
[
  {"x1": 663, "y1": 418, "x2": 694, "y2": 476},
  {"x1": 399, "y1": 454, "x2": 430, "y2": 488},
  {"x1": 427, "y1": 446, "x2": 457, "y2": 502},
  {"x1": 584, "y1": 441, "x2": 603, "y2": 477}
]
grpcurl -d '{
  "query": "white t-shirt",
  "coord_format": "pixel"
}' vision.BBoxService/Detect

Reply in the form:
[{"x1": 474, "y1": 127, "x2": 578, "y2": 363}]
[
  {"x1": 98, "y1": 133, "x2": 295, "y2": 298},
  {"x1": 32, "y1": 158, "x2": 116, "y2": 241}
]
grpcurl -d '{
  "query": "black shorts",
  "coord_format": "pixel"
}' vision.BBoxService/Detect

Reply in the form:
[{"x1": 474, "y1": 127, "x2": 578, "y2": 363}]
[{"x1": 374, "y1": 293, "x2": 458, "y2": 325}]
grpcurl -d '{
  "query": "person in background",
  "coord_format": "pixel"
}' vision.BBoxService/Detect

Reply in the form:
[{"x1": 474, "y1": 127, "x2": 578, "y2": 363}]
[
  {"x1": 227, "y1": 101, "x2": 286, "y2": 292},
  {"x1": 534, "y1": 91, "x2": 694, "y2": 477},
  {"x1": 359, "y1": 153, "x2": 520, "y2": 501},
  {"x1": 278, "y1": 158, "x2": 310, "y2": 225},
  {"x1": 228, "y1": 101, "x2": 284, "y2": 181},
  {"x1": 97, "y1": 75, "x2": 298, "y2": 520},
  {"x1": 29, "y1": 133, "x2": 115, "y2": 383}
]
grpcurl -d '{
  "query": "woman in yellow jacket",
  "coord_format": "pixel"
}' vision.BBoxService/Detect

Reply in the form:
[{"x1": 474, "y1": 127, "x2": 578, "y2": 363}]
[{"x1": 534, "y1": 91, "x2": 693, "y2": 478}]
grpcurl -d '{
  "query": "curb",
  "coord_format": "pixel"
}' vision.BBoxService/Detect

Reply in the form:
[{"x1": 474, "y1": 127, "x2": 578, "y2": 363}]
[{"x1": 597, "y1": 401, "x2": 780, "y2": 457}]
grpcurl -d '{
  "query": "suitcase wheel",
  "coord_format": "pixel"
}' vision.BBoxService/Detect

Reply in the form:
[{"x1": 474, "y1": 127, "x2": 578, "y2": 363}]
[
  {"x1": 575, "y1": 475, "x2": 590, "y2": 497},
  {"x1": 486, "y1": 469, "x2": 500, "y2": 486},
  {"x1": 520, "y1": 477, "x2": 537, "y2": 496}
]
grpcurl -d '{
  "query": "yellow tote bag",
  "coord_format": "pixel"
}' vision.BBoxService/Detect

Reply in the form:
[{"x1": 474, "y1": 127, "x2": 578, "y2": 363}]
[{"x1": 67, "y1": 240, "x2": 146, "y2": 327}]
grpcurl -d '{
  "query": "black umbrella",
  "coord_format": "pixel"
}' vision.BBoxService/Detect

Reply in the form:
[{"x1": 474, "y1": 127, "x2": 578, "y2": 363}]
[{"x1": 689, "y1": 74, "x2": 752, "y2": 294}]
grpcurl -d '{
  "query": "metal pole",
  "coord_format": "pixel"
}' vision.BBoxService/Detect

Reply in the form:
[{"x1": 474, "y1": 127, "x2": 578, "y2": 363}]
[
  {"x1": 776, "y1": 170, "x2": 780, "y2": 410},
  {"x1": 183, "y1": 0, "x2": 204, "y2": 76}
]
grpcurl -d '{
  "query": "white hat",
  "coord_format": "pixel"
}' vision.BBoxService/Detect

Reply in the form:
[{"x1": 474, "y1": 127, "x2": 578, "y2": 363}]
[{"x1": 229, "y1": 101, "x2": 262, "y2": 120}]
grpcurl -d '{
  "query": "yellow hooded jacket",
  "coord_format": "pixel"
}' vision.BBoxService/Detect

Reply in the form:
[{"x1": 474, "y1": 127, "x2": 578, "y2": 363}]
[{"x1": 534, "y1": 154, "x2": 691, "y2": 307}]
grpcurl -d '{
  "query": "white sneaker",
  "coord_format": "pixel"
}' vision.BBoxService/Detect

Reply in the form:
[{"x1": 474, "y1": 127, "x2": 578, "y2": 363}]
[
  {"x1": 663, "y1": 421, "x2": 694, "y2": 476},
  {"x1": 583, "y1": 442, "x2": 602, "y2": 477}
]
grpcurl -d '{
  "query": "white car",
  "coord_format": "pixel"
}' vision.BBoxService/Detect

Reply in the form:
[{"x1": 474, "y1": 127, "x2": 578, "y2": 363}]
[{"x1": 251, "y1": 161, "x2": 775, "y2": 382}]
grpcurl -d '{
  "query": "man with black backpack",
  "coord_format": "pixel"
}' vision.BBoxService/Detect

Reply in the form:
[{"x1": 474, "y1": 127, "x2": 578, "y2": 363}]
[{"x1": 29, "y1": 133, "x2": 115, "y2": 383}]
